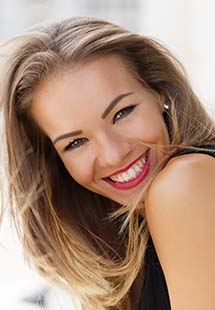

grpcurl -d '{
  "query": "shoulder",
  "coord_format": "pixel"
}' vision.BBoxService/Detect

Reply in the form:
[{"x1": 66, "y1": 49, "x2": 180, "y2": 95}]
[
  {"x1": 146, "y1": 152, "x2": 215, "y2": 206},
  {"x1": 145, "y1": 153, "x2": 215, "y2": 309}
]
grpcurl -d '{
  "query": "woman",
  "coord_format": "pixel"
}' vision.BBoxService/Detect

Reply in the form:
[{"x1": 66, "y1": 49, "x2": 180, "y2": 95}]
[{"x1": 0, "y1": 16, "x2": 215, "y2": 309}]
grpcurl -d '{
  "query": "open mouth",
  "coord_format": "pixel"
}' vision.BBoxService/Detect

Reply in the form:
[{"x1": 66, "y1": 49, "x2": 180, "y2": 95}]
[{"x1": 103, "y1": 149, "x2": 151, "y2": 190}]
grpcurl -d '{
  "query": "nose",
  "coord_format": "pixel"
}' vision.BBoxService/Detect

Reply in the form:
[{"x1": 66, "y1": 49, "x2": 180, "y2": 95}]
[{"x1": 95, "y1": 132, "x2": 132, "y2": 169}]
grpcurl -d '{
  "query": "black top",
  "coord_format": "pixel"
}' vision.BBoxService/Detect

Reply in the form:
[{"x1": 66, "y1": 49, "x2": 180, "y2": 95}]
[{"x1": 138, "y1": 145, "x2": 215, "y2": 310}]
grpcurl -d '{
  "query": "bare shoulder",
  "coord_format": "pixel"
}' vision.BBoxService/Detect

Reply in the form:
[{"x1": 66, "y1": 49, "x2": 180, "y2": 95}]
[
  {"x1": 145, "y1": 153, "x2": 215, "y2": 309},
  {"x1": 146, "y1": 152, "x2": 215, "y2": 204}
]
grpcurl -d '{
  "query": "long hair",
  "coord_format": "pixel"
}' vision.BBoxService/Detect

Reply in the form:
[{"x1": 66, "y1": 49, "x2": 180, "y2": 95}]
[{"x1": 1, "y1": 16, "x2": 215, "y2": 309}]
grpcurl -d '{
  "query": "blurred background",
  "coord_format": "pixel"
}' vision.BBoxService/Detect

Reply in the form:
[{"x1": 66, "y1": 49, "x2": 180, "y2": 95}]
[{"x1": 0, "y1": 0, "x2": 215, "y2": 309}]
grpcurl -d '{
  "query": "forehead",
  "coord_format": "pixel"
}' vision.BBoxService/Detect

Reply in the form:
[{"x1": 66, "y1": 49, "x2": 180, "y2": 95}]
[
  {"x1": 30, "y1": 55, "x2": 147, "y2": 137},
  {"x1": 32, "y1": 54, "x2": 136, "y2": 103}
]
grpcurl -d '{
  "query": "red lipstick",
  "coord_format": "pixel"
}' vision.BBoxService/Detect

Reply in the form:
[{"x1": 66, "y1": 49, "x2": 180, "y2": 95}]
[
  {"x1": 104, "y1": 149, "x2": 151, "y2": 190},
  {"x1": 108, "y1": 150, "x2": 149, "y2": 177}
]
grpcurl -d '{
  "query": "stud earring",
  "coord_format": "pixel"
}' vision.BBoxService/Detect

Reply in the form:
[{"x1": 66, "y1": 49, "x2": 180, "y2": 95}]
[{"x1": 163, "y1": 103, "x2": 169, "y2": 110}]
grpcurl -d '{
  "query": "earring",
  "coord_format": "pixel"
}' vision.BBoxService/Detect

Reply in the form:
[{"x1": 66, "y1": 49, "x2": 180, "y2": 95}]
[{"x1": 163, "y1": 103, "x2": 169, "y2": 110}]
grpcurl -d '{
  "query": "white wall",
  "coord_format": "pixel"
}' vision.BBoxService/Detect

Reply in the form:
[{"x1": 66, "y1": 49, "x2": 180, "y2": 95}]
[
  {"x1": 139, "y1": 0, "x2": 215, "y2": 116},
  {"x1": 2, "y1": 0, "x2": 214, "y2": 116}
]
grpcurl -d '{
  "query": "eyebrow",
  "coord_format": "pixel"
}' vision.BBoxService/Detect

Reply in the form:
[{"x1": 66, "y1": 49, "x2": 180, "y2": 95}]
[{"x1": 53, "y1": 91, "x2": 134, "y2": 145}]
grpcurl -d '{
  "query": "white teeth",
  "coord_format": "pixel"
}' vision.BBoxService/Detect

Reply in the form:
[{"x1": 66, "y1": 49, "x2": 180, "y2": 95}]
[
  {"x1": 140, "y1": 158, "x2": 145, "y2": 166},
  {"x1": 118, "y1": 176, "x2": 124, "y2": 182},
  {"x1": 128, "y1": 168, "x2": 135, "y2": 179},
  {"x1": 134, "y1": 165, "x2": 141, "y2": 173},
  {"x1": 138, "y1": 162, "x2": 143, "y2": 168},
  {"x1": 109, "y1": 152, "x2": 148, "y2": 183},
  {"x1": 121, "y1": 172, "x2": 130, "y2": 180}
]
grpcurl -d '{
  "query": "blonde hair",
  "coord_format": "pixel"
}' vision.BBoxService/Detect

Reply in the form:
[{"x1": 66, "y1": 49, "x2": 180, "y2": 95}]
[{"x1": 1, "y1": 16, "x2": 215, "y2": 309}]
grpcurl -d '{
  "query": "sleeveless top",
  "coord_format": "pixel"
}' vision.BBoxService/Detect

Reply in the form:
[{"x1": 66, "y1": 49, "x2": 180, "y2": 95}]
[{"x1": 138, "y1": 145, "x2": 215, "y2": 310}]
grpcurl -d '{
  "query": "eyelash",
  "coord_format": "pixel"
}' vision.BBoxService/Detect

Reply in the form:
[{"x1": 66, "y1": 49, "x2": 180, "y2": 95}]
[
  {"x1": 64, "y1": 104, "x2": 137, "y2": 152},
  {"x1": 112, "y1": 104, "x2": 137, "y2": 124}
]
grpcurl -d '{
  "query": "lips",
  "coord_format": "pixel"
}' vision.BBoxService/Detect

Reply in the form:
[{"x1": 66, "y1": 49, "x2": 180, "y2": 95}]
[
  {"x1": 108, "y1": 149, "x2": 149, "y2": 178},
  {"x1": 103, "y1": 149, "x2": 151, "y2": 190}
]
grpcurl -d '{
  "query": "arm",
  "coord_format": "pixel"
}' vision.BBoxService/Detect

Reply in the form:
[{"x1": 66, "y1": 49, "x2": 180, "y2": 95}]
[{"x1": 145, "y1": 153, "x2": 215, "y2": 310}]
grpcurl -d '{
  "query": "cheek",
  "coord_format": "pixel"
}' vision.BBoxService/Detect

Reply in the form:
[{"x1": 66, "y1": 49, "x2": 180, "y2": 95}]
[
  {"x1": 62, "y1": 155, "x2": 94, "y2": 186},
  {"x1": 123, "y1": 114, "x2": 164, "y2": 142}
]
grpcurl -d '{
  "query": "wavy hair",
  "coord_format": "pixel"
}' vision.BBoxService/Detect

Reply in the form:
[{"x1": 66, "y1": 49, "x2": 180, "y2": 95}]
[{"x1": 1, "y1": 16, "x2": 215, "y2": 309}]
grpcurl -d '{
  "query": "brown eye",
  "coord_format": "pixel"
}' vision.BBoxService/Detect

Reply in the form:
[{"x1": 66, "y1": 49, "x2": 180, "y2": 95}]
[
  {"x1": 64, "y1": 138, "x2": 88, "y2": 152},
  {"x1": 112, "y1": 105, "x2": 137, "y2": 124}
]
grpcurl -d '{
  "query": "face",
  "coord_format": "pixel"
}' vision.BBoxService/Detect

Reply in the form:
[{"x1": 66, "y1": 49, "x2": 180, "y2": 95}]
[{"x1": 31, "y1": 55, "x2": 170, "y2": 205}]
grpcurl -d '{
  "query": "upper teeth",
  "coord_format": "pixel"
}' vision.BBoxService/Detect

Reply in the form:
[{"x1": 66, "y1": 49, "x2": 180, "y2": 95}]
[{"x1": 109, "y1": 153, "x2": 147, "y2": 183}]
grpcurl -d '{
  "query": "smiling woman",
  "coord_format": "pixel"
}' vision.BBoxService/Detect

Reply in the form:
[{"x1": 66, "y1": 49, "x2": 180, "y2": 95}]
[
  {"x1": 0, "y1": 16, "x2": 215, "y2": 310},
  {"x1": 30, "y1": 55, "x2": 169, "y2": 206}
]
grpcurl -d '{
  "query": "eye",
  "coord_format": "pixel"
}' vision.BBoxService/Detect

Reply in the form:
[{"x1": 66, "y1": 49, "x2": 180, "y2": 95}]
[
  {"x1": 112, "y1": 104, "x2": 137, "y2": 124},
  {"x1": 64, "y1": 137, "x2": 88, "y2": 152}
]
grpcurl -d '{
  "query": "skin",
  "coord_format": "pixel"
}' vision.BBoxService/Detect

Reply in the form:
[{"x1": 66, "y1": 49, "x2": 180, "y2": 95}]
[
  {"x1": 30, "y1": 54, "x2": 215, "y2": 308},
  {"x1": 31, "y1": 54, "x2": 170, "y2": 207},
  {"x1": 145, "y1": 153, "x2": 215, "y2": 309}
]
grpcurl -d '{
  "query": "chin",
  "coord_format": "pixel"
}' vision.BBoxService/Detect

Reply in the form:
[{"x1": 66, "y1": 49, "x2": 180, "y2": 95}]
[{"x1": 110, "y1": 196, "x2": 136, "y2": 206}]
